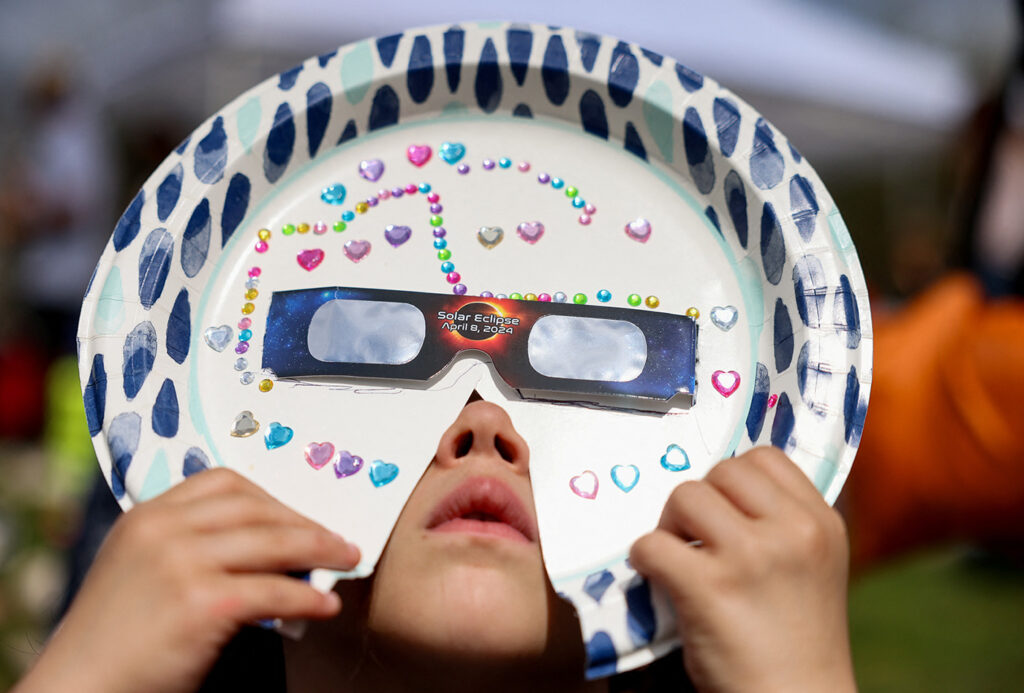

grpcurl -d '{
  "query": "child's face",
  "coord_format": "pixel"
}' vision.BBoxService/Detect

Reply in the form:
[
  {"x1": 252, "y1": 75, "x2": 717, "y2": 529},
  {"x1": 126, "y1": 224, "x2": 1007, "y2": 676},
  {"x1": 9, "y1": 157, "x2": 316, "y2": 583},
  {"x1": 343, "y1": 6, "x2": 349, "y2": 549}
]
[{"x1": 364, "y1": 392, "x2": 584, "y2": 668}]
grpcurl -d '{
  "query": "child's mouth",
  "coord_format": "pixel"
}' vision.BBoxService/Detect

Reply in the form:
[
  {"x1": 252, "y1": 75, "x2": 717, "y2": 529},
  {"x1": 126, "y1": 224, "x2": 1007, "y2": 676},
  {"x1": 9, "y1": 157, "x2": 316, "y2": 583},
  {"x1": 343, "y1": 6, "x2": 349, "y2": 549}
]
[{"x1": 426, "y1": 476, "x2": 538, "y2": 544}]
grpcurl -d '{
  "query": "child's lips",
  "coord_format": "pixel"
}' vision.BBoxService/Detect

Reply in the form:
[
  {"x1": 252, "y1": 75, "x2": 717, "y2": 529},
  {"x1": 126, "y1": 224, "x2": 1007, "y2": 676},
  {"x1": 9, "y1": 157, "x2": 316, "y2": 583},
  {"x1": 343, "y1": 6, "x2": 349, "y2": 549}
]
[{"x1": 426, "y1": 476, "x2": 538, "y2": 544}]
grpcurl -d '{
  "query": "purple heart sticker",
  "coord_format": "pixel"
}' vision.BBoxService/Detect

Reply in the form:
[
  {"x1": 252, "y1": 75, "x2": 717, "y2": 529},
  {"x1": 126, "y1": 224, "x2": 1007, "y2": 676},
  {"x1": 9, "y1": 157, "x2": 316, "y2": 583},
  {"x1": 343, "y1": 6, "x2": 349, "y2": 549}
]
[
  {"x1": 359, "y1": 158, "x2": 385, "y2": 182},
  {"x1": 516, "y1": 221, "x2": 545, "y2": 244},
  {"x1": 343, "y1": 239, "x2": 372, "y2": 262},
  {"x1": 333, "y1": 450, "x2": 364, "y2": 478},
  {"x1": 384, "y1": 224, "x2": 412, "y2": 247}
]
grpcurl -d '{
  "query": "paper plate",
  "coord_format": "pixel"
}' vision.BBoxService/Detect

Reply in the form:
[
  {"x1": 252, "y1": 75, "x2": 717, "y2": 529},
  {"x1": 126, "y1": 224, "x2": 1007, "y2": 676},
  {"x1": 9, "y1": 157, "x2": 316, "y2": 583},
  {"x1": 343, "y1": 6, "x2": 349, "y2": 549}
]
[{"x1": 78, "y1": 22, "x2": 872, "y2": 679}]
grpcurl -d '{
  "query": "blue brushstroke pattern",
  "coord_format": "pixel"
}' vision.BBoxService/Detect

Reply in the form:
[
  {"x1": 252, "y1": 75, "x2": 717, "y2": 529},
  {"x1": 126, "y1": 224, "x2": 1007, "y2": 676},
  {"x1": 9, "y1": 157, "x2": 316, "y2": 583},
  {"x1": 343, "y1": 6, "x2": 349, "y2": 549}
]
[
  {"x1": 675, "y1": 62, "x2": 704, "y2": 92},
  {"x1": 797, "y1": 341, "x2": 830, "y2": 417},
  {"x1": 180, "y1": 198, "x2": 210, "y2": 278},
  {"x1": 625, "y1": 578, "x2": 657, "y2": 647},
  {"x1": 750, "y1": 118, "x2": 784, "y2": 190},
  {"x1": 793, "y1": 255, "x2": 828, "y2": 328},
  {"x1": 541, "y1": 35, "x2": 569, "y2": 105},
  {"x1": 443, "y1": 27, "x2": 464, "y2": 92},
  {"x1": 583, "y1": 570, "x2": 615, "y2": 603},
  {"x1": 194, "y1": 116, "x2": 227, "y2": 185},
  {"x1": 725, "y1": 170, "x2": 748, "y2": 248},
  {"x1": 278, "y1": 64, "x2": 303, "y2": 90},
  {"x1": 834, "y1": 274, "x2": 862, "y2": 348},
  {"x1": 585, "y1": 631, "x2": 618, "y2": 679},
  {"x1": 579, "y1": 89, "x2": 608, "y2": 139},
  {"x1": 760, "y1": 202, "x2": 785, "y2": 285},
  {"x1": 264, "y1": 103, "x2": 295, "y2": 183},
  {"x1": 641, "y1": 48, "x2": 663, "y2": 66},
  {"x1": 624, "y1": 121, "x2": 647, "y2": 160},
  {"x1": 513, "y1": 103, "x2": 533, "y2": 118},
  {"x1": 369, "y1": 85, "x2": 400, "y2": 130},
  {"x1": 122, "y1": 321, "x2": 156, "y2": 400},
  {"x1": 138, "y1": 229, "x2": 173, "y2": 310},
  {"x1": 317, "y1": 49, "x2": 337, "y2": 67},
  {"x1": 166, "y1": 288, "x2": 190, "y2": 365},
  {"x1": 221, "y1": 173, "x2": 250, "y2": 247},
  {"x1": 773, "y1": 297, "x2": 794, "y2": 372},
  {"x1": 475, "y1": 38, "x2": 502, "y2": 112},
  {"x1": 790, "y1": 175, "x2": 819, "y2": 241},
  {"x1": 112, "y1": 190, "x2": 144, "y2": 252},
  {"x1": 108, "y1": 412, "x2": 141, "y2": 499},
  {"x1": 376, "y1": 33, "x2": 401, "y2": 67},
  {"x1": 174, "y1": 135, "x2": 191, "y2": 155},
  {"x1": 407, "y1": 35, "x2": 434, "y2": 104},
  {"x1": 507, "y1": 28, "x2": 532, "y2": 86},
  {"x1": 789, "y1": 141, "x2": 803, "y2": 162},
  {"x1": 713, "y1": 97, "x2": 740, "y2": 158},
  {"x1": 152, "y1": 378, "x2": 179, "y2": 438},
  {"x1": 306, "y1": 82, "x2": 332, "y2": 156},
  {"x1": 338, "y1": 118, "x2": 357, "y2": 144},
  {"x1": 746, "y1": 362, "x2": 770, "y2": 442},
  {"x1": 608, "y1": 42, "x2": 638, "y2": 107},
  {"x1": 156, "y1": 163, "x2": 182, "y2": 222},
  {"x1": 770, "y1": 393, "x2": 796, "y2": 451},
  {"x1": 683, "y1": 107, "x2": 715, "y2": 194},
  {"x1": 83, "y1": 354, "x2": 106, "y2": 437},
  {"x1": 844, "y1": 365, "x2": 867, "y2": 446},
  {"x1": 705, "y1": 206, "x2": 722, "y2": 236},
  {"x1": 183, "y1": 447, "x2": 210, "y2": 478},
  {"x1": 576, "y1": 31, "x2": 600, "y2": 72}
]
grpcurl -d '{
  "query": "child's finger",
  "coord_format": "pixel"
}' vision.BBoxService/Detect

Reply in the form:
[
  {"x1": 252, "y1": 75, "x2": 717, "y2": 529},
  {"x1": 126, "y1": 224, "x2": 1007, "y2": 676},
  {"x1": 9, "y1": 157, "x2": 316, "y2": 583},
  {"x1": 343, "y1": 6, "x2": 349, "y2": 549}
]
[
  {"x1": 202, "y1": 526, "x2": 361, "y2": 573},
  {"x1": 629, "y1": 528, "x2": 709, "y2": 604},
  {"x1": 156, "y1": 467, "x2": 269, "y2": 506},
  {"x1": 220, "y1": 575, "x2": 342, "y2": 623},
  {"x1": 178, "y1": 493, "x2": 326, "y2": 535},
  {"x1": 703, "y1": 455, "x2": 785, "y2": 519},
  {"x1": 746, "y1": 447, "x2": 829, "y2": 513},
  {"x1": 656, "y1": 480, "x2": 748, "y2": 548}
]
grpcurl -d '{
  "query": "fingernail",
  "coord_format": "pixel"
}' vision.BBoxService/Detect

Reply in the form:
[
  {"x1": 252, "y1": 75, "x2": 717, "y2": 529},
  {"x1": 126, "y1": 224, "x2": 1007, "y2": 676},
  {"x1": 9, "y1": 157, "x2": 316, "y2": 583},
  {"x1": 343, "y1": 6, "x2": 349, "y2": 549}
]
[{"x1": 324, "y1": 591, "x2": 341, "y2": 610}]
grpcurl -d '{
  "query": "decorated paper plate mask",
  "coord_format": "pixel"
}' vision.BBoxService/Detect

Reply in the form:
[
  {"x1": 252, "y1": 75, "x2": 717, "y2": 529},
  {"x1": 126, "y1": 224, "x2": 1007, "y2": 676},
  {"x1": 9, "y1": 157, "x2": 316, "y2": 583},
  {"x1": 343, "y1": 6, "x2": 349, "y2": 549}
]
[{"x1": 78, "y1": 23, "x2": 871, "y2": 679}]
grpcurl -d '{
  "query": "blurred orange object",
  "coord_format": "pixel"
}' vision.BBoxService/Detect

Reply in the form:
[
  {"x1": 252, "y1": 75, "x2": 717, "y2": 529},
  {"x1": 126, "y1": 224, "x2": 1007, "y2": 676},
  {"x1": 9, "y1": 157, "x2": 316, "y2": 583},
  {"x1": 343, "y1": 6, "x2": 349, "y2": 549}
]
[
  {"x1": 847, "y1": 273, "x2": 1024, "y2": 567},
  {"x1": 0, "y1": 338, "x2": 48, "y2": 439}
]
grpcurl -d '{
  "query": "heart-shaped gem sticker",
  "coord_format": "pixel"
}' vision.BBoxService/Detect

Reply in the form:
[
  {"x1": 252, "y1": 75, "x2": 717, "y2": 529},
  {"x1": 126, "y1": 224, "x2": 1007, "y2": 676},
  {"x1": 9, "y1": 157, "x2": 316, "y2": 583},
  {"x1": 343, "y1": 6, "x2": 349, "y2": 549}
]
[
  {"x1": 439, "y1": 141, "x2": 466, "y2": 164},
  {"x1": 384, "y1": 225, "x2": 412, "y2": 247},
  {"x1": 625, "y1": 217, "x2": 652, "y2": 243},
  {"x1": 204, "y1": 325, "x2": 233, "y2": 352},
  {"x1": 343, "y1": 239, "x2": 372, "y2": 262},
  {"x1": 297, "y1": 248, "x2": 325, "y2": 271},
  {"x1": 476, "y1": 226, "x2": 504, "y2": 249},
  {"x1": 710, "y1": 305, "x2": 739, "y2": 331},
  {"x1": 660, "y1": 444, "x2": 691, "y2": 472},
  {"x1": 320, "y1": 183, "x2": 346, "y2": 205},
  {"x1": 358, "y1": 158, "x2": 385, "y2": 182},
  {"x1": 768, "y1": 394, "x2": 779, "y2": 408},
  {"x1": 230, "y1": 410, "x2": 260, "y2": 438},
  {"x1": 570, "y1": 470, "x2": 599, "y2": 499},
  {"x1": 333, "y1": 450, "x2": 364, "y2": 478},
  {"x1": 711, "y1": 370, "x2": 741, "y2": 397},
  {"x1": 406, "y1": 144, "x2": 431, "y2": 167},
  {"x1": 264, "y1": 422, "x2": 294, "y2": 450},
  {"x1": 610, "y1": 464, "x2": 640, "y2": 493},
  {"x1": 516, "y1": 221, "x2": 545, "y2": 244},
  {"x1": 304, "y1": 441, "x2": 335, "y2": 470},
  {"x1": 369, "y1": 459, "x2": 399, "y2": 487}
]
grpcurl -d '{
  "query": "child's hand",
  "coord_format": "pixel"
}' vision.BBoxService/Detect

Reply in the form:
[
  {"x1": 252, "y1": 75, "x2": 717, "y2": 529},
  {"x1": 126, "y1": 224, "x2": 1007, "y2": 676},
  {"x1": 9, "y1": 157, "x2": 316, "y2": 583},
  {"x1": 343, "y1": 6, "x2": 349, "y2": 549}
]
[
  {"x1": 630, "y1": 447, "x2": 856, "y2": 693},
  {"x1": 15, "y1": 468, "x2": 360, "y2": 693}
]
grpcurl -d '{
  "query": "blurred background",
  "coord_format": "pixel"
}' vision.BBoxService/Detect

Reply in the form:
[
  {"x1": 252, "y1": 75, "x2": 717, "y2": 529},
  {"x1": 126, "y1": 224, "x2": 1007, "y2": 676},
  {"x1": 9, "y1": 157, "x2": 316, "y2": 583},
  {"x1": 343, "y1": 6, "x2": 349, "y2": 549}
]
[{"x1": 1, "y1": 0, "x2": 1022, "y2": 689}]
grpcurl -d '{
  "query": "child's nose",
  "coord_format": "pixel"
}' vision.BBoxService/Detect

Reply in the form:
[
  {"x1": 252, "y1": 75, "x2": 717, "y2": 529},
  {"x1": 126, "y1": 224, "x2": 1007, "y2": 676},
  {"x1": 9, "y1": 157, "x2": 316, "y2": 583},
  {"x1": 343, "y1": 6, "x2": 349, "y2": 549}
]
[{"x1": 434, "y1": 396, "x2": 530, "y2": 472}]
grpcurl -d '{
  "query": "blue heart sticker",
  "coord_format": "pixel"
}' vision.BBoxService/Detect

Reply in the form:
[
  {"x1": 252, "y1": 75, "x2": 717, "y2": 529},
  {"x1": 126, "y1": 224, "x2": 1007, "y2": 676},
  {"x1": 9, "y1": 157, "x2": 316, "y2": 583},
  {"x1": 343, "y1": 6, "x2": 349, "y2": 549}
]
[
  {"x1": 610, "y1": 464, "x2": 640, "y2": 492},
  {"x1": 439, "y1": 141, "x2": 466, "y2": 164},
  {"x1": 369, "y1": 459, "x2": 399, "y2": 487},
  {"x1": 264, "y1": 422, "x2": 294, "y2": 450},
  {"x1": 660, "y1": 444, "x2": 690, "y2": 472}
]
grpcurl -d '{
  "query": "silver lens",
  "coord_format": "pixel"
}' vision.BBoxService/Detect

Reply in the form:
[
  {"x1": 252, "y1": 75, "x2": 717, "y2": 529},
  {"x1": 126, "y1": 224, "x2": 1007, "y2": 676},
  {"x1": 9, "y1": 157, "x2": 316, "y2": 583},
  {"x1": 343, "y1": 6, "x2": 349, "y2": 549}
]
[
  {"x1": 527, "y1": 315, "x2": 647, "y2": 382},
  {"x1": 307, "y1": 299, "x2": 425, "y2": 364}
]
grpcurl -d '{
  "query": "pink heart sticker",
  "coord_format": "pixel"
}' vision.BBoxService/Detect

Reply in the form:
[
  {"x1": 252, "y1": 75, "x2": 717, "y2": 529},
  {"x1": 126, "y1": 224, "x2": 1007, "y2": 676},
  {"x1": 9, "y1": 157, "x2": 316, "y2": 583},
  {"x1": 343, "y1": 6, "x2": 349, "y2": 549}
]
[
  {"x1": 711, "y1": 370, "x2": 741, "y2": 397},
  {"x1": 406, "y1": 144, "x2": 432, "y2": 167},
  {"x1": 625, "y1": 217, "x2": 652, "y2": 243},
  {"x1": 296, "y1": 249, "x2": 324, "y2": 271},
  {"x1": 570, "y1": 470, "x2": 598, "y2": 500},
  {"x1": 516, "y1": 221, "x2": 545, "y2": 244},
  {"x1": 343, "y1": 239, "x2": 372, "y2": 262},
  {"x1": 304, "y1": 441, "x2": 335, "y2": 470},
  {"x1": 767, "y1": 394, "x2": 778, "y2": 408}
]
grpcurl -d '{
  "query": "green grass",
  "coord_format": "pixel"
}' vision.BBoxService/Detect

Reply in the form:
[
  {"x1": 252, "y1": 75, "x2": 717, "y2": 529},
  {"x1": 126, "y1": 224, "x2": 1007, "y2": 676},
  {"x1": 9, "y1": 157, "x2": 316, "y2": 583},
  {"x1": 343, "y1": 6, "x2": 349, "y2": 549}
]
[{"x1": 849, "y1": 549, "x2": 1024, "y2": 691}]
